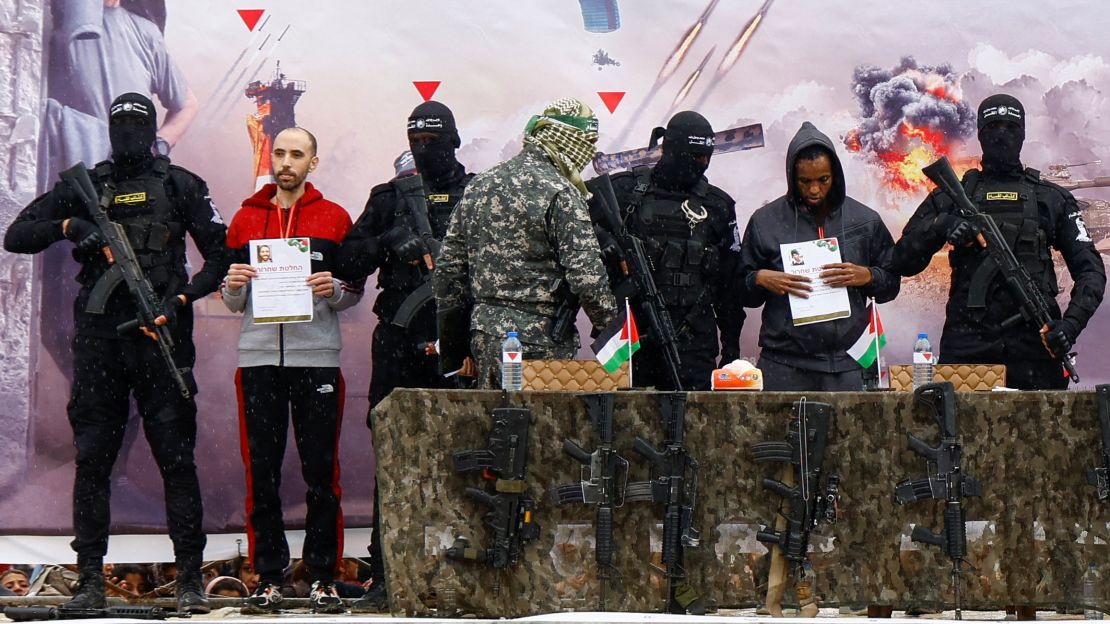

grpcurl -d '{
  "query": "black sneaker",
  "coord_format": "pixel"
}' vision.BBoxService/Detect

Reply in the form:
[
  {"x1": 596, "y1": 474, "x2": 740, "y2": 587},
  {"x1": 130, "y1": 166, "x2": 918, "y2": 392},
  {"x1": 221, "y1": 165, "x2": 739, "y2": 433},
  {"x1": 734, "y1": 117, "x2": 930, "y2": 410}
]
[
  {"x1": 61, "y1": 569, "x2": 106, "y2": 611},
  {"x1": 309, "y1": 581, "x2": 345, "y2": 614},
  {"x1": 175, "y1": 569, "x2": 211, "y2": 614},
  {"x1": 350, "y1": 583, "x2": 388, "y2": 613},
  {"x1": 242, "y1": 583, "x2": 284, "y2": 614}
]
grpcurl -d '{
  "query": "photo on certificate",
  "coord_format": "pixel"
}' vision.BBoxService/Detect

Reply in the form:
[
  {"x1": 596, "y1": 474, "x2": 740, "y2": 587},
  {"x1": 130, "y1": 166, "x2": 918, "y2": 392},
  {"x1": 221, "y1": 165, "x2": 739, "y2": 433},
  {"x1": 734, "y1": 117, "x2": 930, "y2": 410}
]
[
  {"x1": 249, "y1": 237, "x2": 314, "y2": 324},
  {"x1": 780, "y1": 237, "x2": 852, "y2": 326}
]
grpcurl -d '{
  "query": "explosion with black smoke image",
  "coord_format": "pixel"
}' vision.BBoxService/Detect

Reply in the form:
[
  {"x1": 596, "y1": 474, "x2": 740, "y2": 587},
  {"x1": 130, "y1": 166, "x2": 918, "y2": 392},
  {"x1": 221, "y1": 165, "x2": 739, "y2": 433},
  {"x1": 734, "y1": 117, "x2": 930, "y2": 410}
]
[{"x1": 845, "y1": 57, "x2": 977, "y2": 193}]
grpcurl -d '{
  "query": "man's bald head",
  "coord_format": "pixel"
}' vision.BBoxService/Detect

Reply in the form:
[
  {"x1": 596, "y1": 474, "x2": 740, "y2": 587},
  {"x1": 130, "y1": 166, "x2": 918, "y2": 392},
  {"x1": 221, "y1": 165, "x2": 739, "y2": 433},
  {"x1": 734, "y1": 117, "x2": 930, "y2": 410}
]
[{"x1": 275, "y1": 126, "x2": 318, "y2": 156}]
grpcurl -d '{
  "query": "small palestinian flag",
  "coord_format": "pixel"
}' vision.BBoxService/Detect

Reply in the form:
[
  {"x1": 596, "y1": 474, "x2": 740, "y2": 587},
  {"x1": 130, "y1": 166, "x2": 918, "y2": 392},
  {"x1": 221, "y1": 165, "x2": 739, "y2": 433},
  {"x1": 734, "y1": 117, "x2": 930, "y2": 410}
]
[{"x1": 593, "y1": 301, "x2": 640, "y2": 373}]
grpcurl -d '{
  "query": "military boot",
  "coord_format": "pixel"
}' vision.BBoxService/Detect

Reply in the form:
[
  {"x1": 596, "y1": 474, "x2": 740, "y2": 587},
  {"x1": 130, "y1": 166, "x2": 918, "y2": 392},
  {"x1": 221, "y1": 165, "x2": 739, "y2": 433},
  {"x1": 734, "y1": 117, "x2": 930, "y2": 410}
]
[
  {"x1": 62, "y1": 561, "x2": 106, "y2": 611},
  {"x1": 175, "y1": 565, "x2": 211, "y2": 614}
]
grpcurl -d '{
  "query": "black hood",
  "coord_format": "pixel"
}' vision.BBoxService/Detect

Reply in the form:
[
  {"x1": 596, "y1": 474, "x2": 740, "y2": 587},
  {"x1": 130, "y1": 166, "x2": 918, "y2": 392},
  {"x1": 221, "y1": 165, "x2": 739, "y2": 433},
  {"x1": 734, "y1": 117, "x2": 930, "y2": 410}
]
[{"x1": 785, "y1": 121, "x2": 846, "y2": 210}]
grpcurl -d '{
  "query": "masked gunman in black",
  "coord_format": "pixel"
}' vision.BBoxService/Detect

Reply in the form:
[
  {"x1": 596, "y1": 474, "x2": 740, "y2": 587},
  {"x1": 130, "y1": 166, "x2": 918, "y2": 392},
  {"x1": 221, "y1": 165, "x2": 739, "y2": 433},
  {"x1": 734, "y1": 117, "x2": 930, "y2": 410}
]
[
  {"x1": 893, "y1": 94, "x2": 1105, "y2": 389},
  {"x1": 3, "y1": 93, "x2": 229, "y2": 613},
  {"x1": 335, "y1": 100, "x2": 474, "y2": 611},
  {"x1": 588, "y1": 111, "x2": 744, "y2": 390}
]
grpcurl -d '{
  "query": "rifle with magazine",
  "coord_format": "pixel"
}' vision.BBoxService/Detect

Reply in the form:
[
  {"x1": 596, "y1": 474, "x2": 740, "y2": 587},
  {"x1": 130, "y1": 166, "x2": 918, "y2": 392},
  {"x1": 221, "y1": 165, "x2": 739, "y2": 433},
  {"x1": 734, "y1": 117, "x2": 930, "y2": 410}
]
[
  {"x1": 551, "y1": 393, "x2": 629, "y2": 610},
  {"x1": 3, "y1": 606, "x2": 187, "y2": 621},
  {"x1": 446, "y1": 407, "x2": 540, "y2": 569},
  {"x1": 59, "y1": 163, "x2": 193, "y2": 399},
  {"x1": 923, "y1": 155, "x2": 1080, "y2": 383},
  {"x1": 625, "y1": 393, "x2": 702, "y2": 614},
  {"x1": 895, "y1": 381, "x2": 982, "y2": 620},
  {"x1": 588, "y1": 174, "x2": 684, "y2": 389},
  {"x1": 753, "y1": 397, "x2": 839, "y2": 617}
]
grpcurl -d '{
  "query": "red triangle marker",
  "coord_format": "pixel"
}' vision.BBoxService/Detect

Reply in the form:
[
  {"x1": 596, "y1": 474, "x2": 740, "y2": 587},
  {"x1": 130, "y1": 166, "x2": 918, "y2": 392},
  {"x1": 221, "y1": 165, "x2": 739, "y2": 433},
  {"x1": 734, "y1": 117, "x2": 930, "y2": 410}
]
[
  {"x1": 597, "y1": 91, "x2": 626, "y2": 114},
  {"x1": 413, "y1": 81, "x2": 442, "y2": 102},
  {"x1": 237, "y1": 9, "x2": 265, "y2": 32},
  {"x1": 508, "y1": 353, "x2": 519, "y2": 361}
]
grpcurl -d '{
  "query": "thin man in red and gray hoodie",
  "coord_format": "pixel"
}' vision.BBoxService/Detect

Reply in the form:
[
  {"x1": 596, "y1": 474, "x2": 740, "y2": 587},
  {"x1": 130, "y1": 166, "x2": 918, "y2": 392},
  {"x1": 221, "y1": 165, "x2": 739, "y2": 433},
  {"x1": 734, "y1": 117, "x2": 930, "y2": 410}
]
[{"x1": 221, "y1": 126, "x2": 364, "y2": 614}]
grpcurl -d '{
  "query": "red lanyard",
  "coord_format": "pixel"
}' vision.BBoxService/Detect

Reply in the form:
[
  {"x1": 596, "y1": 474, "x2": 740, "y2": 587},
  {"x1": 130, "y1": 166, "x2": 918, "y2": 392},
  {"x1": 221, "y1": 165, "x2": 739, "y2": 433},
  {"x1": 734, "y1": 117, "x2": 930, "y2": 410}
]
[{"x1": 274, "y1": 201, "x2": 298, "y2": 238}]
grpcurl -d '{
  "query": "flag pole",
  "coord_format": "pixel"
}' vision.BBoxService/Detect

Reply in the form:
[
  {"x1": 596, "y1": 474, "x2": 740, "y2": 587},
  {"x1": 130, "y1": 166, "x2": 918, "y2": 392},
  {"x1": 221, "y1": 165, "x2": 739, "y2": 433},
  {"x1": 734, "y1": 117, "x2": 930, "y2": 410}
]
[
  {"x1": 625, "y1": 298, "x2": 633, "y2": 388},
  {"x1": 870, "y1": 297, "x2": 886, "y2": 388}
]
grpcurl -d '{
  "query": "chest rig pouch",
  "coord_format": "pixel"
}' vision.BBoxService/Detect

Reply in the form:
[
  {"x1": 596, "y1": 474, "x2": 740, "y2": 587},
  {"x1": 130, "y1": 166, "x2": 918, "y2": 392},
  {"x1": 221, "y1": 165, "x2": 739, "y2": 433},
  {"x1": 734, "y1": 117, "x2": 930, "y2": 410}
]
[
  {"x1": 84, "y1": 156, "x2": 186, "y2": 313},
  {"x1": 626, "y1": 167, "x2": 719, "y2": 313},
  {"x1": 956, "y1": 168, "x2": 1054, "y2": 311}
]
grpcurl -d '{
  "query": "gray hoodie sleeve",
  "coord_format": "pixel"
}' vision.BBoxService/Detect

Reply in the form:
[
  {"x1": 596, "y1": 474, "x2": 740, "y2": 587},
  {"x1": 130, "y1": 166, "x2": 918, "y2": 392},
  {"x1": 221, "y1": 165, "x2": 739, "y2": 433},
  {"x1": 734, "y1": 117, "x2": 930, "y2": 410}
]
[
  {"x1": 324, "y1": 277, "x2": 363, "y2": 311},
  {"x1": 860, "y1": 218, "x2": 900, "y2": 303},
  {"x1": 222, "y1": 281, "x2": 248, "y2": 313}
]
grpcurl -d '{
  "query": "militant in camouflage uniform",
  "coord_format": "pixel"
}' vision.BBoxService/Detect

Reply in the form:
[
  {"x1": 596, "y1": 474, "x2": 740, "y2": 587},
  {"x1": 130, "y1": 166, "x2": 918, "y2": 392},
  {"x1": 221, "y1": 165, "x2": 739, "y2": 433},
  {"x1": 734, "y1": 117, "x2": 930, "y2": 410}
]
[{"x1": 434, "y1": 98, "x2": 617, "y2": 388}]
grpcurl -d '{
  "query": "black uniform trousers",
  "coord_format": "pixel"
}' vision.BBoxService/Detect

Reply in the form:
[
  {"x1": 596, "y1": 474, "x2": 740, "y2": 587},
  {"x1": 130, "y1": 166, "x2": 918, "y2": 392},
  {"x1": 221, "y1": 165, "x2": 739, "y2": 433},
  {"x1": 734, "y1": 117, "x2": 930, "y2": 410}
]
[
  {"x1": 68, "y1": 331, "x2": 205, "y2": 565},
  {"x1": 632, "y1": 312, "x2": 718, "y2": 391},
  {"x1": 757, "y1": 356, "x2": 865, "y2": 392},
  {"x1": 236, "y1": 366, "x2": 345, "y2": 583},
  {"x1": 368, "y1": 318, "x2": 447, "y2": 407},
  {"x1": 366, "y1": 314, "x2": 449, "y2": 585}
]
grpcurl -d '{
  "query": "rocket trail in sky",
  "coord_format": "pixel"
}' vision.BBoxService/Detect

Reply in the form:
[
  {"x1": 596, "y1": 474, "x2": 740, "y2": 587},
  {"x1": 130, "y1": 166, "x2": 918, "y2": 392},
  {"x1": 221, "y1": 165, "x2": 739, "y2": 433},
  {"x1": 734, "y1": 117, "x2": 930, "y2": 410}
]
[
  {"x1": 665, "y1": 46, "x2": 716, "y2": 119},
  {"x1": 691, "y1": 0, "x2": 775, "y2": 110},
  {"x1": 608, "y1": 0, "x2": 720, "y2": 151}
]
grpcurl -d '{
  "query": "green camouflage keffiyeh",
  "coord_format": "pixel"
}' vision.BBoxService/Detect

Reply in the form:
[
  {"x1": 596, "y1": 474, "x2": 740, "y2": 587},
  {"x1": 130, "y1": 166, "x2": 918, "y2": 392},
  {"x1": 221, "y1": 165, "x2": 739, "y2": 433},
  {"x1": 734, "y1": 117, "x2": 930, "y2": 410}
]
[{"x1": 523, "y1": 97, "x2": 599, "y2": 195}]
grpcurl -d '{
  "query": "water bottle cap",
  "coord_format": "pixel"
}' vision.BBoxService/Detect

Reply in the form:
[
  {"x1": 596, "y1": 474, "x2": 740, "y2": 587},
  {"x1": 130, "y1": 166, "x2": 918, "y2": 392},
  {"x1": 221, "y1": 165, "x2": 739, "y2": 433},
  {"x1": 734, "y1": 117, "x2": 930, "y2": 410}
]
[
  {"x1": 507, "y1": 331, "x2": 518, "y2": 338},
  {"x1": 918, "y1": 332, "x2": 928, "y2": 339}
]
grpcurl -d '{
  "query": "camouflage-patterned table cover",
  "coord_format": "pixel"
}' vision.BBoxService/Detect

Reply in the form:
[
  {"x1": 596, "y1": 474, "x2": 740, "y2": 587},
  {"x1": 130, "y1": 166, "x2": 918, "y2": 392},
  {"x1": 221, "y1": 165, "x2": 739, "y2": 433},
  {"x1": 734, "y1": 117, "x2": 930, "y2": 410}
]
[{"x1": 371, "y1": 389, "x2": 1109, "y2": 617}]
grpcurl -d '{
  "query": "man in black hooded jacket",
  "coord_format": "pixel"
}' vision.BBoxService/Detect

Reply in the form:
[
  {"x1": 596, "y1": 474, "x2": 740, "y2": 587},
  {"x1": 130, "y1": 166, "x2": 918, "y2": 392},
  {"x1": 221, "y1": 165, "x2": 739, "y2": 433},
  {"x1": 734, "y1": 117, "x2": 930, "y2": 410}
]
[
  {"x1": 893, "y1": 94, "x2": 1105, "y2": 389},
  {"x1": 335, "y1": 100, "x2": 473, "y2": 611},
  {"x1": 739, "y1": 121, "x2": 899, "y2": 391},
  {"x1": 3, "y1": 92, "x2": 227, "y2": 613},
  {"x1": 588, "y1": 111, "x2": 743, "y2": 391}
]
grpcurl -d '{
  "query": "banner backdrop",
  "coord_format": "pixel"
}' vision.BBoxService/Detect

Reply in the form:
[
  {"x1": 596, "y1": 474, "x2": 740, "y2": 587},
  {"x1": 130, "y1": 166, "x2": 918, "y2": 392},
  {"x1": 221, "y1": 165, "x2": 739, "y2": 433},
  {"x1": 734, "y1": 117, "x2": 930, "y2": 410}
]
[{"x1": 0, "y1": 0, "x2": 1107, "y2": 546}]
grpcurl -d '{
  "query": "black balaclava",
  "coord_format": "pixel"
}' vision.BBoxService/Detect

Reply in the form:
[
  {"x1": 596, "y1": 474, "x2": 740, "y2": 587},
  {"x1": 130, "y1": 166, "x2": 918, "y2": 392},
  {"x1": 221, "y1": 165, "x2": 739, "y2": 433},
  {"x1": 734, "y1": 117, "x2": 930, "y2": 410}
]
[
  {"x1": 407, "y1": 100, "x2": 463, "y2": 187},
  {"x1": 977, "y1": 93, "x2": 1025, "y2": 177},
  {"x1": 109, "y1": 92, "x2": 157, "y2": 176},
  {"x1": 651, "y1": 110, "x2": 714, "y2": 191}
]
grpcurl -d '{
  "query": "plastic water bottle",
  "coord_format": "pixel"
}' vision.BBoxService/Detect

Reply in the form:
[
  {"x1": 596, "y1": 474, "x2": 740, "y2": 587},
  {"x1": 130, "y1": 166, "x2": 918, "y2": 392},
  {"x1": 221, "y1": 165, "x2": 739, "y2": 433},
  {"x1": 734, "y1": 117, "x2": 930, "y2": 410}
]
[
  {"x1": 501, "y1": 331, "x2": 523, "y2": 391},
  {"x1": 912, "y1": 333, "x2": 934, "y2": 390},
  {"x1": 1083, "y1": 563, "x2": 1103, "y2": 620}
]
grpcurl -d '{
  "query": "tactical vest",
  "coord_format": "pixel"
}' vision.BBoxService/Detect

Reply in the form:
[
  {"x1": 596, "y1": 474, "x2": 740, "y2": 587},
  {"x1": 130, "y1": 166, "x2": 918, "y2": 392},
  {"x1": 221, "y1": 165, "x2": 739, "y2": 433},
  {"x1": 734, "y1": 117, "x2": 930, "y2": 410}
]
[
  {"x1": 378, "y1": 173, "x2": 473, "y2": 293},
  {"x1": 80, "y1": 157, "x2": 186, "y2": 305},
  {"x1": 952, "y1": 168, "x2": 1055, "y2": 310},
  {"x1": 625, "y1": 167, "x2": 720, "y2": 311}
]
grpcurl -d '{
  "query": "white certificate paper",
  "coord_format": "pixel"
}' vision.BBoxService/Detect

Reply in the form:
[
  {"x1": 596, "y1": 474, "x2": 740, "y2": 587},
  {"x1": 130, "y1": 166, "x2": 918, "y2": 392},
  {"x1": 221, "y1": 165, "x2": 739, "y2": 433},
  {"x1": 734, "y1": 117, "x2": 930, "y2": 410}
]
[
  {"x1": 250, "y1": 237, "x2": 313, "y2": 324},
  {"x1": 780, "y1": 237, "x2": 851, "y2": 326}
]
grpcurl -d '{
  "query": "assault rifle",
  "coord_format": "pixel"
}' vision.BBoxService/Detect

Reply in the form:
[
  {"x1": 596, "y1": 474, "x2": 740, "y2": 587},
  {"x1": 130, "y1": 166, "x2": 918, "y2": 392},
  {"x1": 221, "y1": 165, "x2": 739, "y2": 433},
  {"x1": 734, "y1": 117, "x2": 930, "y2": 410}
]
[
  {"x1": 551, "y1": 393, "x2": 629, "y2": 610},
  {"x1": 895, "y1": 381, "x2": 982, "y2": 620},
  {"x1": 390, "y1": 173, "x2": 440, "y2": 329},
  {"x1": 589, "y1": 174, "x2": 683, "y2": 389},
  {"x1": 754, "y1": 398, "x2": 839, "y2": 615},
  {"x1": 3, "y1": 606, "x2": 186, "y2": 621},
  {"x1": 60, "y1": 163, "x2": 193, "y2": 399},
  {"x1": 1087, "y1": 384, "x2": 1110, "y2": 501},
  {"x1": 625, "y1": 393, "x2": 702, "y2": 614},
  {"x1": 446, "y1": 407, "x2": 540, "y2": 569},
  {"x1": 922, "y1": 156, "x2": 1080, "y2": 383}
]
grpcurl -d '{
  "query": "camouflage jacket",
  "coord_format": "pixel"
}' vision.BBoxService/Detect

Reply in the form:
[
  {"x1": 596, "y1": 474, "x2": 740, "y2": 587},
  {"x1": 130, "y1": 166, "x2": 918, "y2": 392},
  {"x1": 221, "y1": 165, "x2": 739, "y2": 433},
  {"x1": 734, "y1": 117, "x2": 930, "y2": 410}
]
[{"x1": 435, "y1": 143, "x2": 617, "y2": 346}]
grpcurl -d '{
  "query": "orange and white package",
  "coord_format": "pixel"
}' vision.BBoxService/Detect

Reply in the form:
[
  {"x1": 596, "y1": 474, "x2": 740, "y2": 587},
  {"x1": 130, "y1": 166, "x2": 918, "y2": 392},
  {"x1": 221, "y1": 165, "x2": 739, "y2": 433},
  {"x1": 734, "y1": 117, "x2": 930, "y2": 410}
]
[{"x1": 711, "y1": 358, "x2": 763, "y2": 391}]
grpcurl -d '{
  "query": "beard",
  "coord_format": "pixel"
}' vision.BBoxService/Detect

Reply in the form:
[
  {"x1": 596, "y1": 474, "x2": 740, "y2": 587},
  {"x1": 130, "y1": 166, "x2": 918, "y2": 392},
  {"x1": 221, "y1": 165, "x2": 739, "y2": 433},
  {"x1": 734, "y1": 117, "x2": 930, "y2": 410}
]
[{"x1": 275, "y1": 168, "x2": 307, "y2": 191}]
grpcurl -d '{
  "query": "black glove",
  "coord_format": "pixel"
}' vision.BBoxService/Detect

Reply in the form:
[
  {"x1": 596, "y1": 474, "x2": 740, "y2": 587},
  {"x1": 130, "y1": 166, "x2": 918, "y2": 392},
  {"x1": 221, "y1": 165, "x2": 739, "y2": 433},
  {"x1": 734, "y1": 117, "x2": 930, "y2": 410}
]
[
  {"x1": 159, "y1": 294, "x2": 187, "y2": 330},
  {"x1": 942, "y1": 214, "x2": 981, "y2": 248},
  {"x1": 65, "y1": 217, "x2": 107, "y2": 256},
  {"x1": 719, "y1": 348, "x2": 741, "y2": 366},
  {"x1": 1043, "y1": 318, "x2": 1079, "y2": 358},
  {"x1": 379, "y1": 226, "x2": 428, "y2": 264}
]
